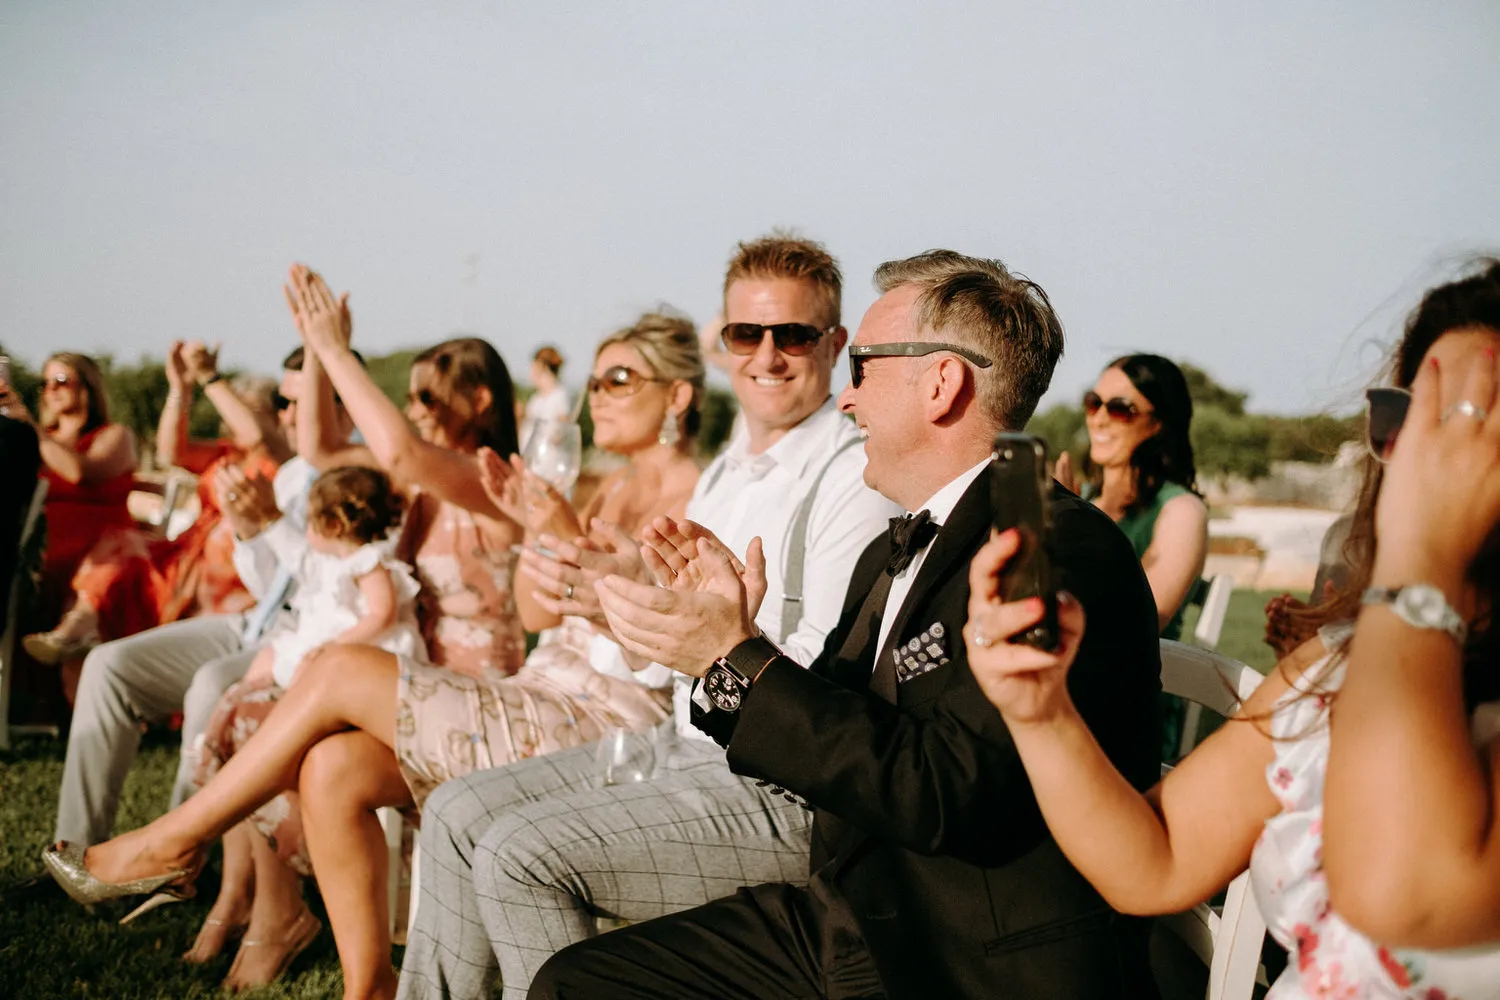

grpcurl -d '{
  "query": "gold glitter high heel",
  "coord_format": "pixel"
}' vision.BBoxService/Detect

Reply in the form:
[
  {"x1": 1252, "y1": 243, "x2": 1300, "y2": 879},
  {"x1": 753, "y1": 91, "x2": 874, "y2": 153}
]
[{"x1": 41, "y1": 841, "x2": 198, "y2": 907}]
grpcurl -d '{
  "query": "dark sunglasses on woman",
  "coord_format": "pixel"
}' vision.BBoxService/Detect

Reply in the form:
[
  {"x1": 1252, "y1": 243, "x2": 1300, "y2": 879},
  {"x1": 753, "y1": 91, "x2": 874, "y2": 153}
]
[
  {"x1": 587, "y1": 365, "x2": 668, "y2": 398},
  {"x1": 43, "y1": 373, "x2": 80, "y2": 391},
  {"x1": 1365, "y1": 386, "x2": 1411, "y2": 462},
  {"x1": 720, "y1": 322, "x2": 835, "y2": 357},
  {"x1": 1082, "y1": 390, "x2": 1150, "y2": 423}
]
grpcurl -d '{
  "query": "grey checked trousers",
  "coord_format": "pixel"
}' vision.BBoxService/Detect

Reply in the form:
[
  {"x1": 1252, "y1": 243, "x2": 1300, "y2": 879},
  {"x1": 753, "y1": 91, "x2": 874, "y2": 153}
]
[{"x1": 396, "y1": 730, "x2": 812, "y2": 1000}]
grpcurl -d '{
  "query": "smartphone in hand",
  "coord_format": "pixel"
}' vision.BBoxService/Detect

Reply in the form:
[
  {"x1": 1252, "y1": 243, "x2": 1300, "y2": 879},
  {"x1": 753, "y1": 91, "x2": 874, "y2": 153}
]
[{"x1": 989, "y1": 432, "x2": 1059, "y2": 651}]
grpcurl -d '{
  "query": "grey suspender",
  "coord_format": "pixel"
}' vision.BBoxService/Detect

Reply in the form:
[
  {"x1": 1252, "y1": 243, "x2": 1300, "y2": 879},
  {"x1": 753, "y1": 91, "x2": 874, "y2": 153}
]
[{"x1": 778, "y1": 437, "x2": 862, "y2": 643}]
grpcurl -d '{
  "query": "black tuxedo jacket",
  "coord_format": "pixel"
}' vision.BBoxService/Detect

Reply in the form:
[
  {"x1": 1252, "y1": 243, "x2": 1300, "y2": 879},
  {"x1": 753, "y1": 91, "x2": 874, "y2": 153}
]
[{"x1": 719, "y1": 471, "x2": 1163, "y2": 1000}]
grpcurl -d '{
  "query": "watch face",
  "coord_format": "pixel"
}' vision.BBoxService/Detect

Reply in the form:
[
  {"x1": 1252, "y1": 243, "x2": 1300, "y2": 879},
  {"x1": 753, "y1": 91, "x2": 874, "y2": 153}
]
[
  {"x1": 704, "y1": 666, "x2": 743, "y2": 712},
  {"x1": 1398, "y1": 584, "x2": 1447, "y2": 627}
]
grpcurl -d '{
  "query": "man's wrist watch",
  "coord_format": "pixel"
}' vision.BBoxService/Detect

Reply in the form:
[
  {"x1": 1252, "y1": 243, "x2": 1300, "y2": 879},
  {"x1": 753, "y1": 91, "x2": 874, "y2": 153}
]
[
  {"x1": 1361, "y1": 583, "x2": 1467, "y2": 646},
  {"x1": 699, "y1": 635, "x2": 780, "y2": 713}
]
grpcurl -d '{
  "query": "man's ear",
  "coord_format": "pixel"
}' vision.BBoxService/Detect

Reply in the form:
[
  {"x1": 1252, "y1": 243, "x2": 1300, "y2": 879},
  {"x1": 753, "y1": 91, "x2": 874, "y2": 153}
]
[
  {"x1": 927, "y1": 356, "x2": 969, "y2": 422},
  {"x1": 827, "y1": 326, "x2": 849, "y2": 357}
]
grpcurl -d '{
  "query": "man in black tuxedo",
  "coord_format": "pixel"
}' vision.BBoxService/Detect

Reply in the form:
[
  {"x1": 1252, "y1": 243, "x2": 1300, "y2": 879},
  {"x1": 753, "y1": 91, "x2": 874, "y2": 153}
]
[{"x1": 558, "y1": 250, "x2": 1163, "y2": 999}]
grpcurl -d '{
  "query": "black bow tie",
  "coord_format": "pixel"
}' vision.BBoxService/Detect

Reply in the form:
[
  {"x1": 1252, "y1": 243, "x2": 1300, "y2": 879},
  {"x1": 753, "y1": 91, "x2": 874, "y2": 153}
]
[{"x1": 886, "y1": 510, "x2": 937, "y2": 577}]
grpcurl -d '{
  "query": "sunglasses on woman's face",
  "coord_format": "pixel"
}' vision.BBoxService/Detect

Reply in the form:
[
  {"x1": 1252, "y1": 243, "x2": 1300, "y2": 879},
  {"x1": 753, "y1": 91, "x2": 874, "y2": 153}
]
[
  {"x1": 587, "y1": 365, "x2": 668, "y2": 398},
  {"x1": 1082, "y1": 390, "x2": 1149, "y2": 423},
  {"x1": 1365, "y1": 386, "x2": 1411, "y2": 462},
  {"x1": 271, "y1": 391, "x2": 295, "y2": 412},
  {"x1": 720, "y1": 322, "x2": 833, "y2": 357},
  {"x1": 42, "y1": 373, "x2": 79, "y2": 392},
  {"x1": 847, "y1": 341, "x2": 995, "y2": 389}
]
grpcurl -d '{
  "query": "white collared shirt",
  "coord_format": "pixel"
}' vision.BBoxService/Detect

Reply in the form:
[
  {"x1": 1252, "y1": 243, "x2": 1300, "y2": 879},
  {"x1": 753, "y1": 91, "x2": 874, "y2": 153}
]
[
  {"x1": 674, "y1": 397, "x2": 903, "y2": 740},
  {"x1": 875, "y1": 458, "x2": 992, "y2": 660}
]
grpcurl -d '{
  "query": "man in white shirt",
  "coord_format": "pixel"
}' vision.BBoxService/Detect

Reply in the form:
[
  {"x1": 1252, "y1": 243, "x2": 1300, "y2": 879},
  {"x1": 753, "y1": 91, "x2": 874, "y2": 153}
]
[
  {"x1": 397, "y1": 233, "x2": 901, "y2": 1000},
  {"x1": 52, "y1": 347, "x2": 353, "y2": 846}
]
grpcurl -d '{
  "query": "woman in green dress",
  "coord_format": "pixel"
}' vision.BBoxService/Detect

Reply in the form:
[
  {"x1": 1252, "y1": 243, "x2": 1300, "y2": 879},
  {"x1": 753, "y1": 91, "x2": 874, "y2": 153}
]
[{"x1": 1060, "y1": 353, "x2": 1208, "y2": 640}]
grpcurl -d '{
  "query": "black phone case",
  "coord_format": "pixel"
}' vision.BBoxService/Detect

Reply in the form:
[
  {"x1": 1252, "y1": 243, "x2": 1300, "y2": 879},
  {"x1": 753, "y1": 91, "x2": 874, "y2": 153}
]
[{"x1": 989, "y1": 433, "x2": 1060, "y2": 651}]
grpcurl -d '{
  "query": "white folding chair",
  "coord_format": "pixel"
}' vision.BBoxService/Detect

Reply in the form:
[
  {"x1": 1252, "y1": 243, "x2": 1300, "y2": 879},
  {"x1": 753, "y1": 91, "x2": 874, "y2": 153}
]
[
  {"x1": 0, "y1": 480, "x2": 50, "y2": 750},
  {"x1": 1158, "y1": 640, "x2": 1268, "y2": 1000},
  {"x1": 378, "y1": 806, "x2": 421, "y2": 944},
  {"x1": 1177, "y1": 575, "x2": 1236, "y2": 758},
  {"x1": 1191, "y1": 575, "x2": 1234, "y2": 650}
]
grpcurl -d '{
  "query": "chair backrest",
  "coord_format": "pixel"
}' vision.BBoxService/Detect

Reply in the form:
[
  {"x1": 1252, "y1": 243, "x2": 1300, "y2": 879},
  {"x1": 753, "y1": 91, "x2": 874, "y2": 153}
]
[
  {"x1": 0, "y1": 479, "x2": 50, "y2": 751},
  {"x1": 1192, "y1": 575, "x2": 1234, "y2": 650},
  {"x1": 1157, "y1": 640, "x2": 1267, "y2": 1000}
]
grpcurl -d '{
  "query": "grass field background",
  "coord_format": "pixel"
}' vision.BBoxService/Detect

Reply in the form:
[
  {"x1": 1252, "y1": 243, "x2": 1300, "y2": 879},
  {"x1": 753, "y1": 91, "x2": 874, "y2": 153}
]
[{"x1": 0, "y1": 590, "x2": 1289, "y2": 999}]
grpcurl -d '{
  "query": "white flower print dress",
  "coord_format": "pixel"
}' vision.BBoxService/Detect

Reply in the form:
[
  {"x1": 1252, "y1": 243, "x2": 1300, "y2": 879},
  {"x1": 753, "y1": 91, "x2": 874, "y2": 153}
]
[{"x1": 1251, "y1": 629, "x2": 1500, "y2": 999}]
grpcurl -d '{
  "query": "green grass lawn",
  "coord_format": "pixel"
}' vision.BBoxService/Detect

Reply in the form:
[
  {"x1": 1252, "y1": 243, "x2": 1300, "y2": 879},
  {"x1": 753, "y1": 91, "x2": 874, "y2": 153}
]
[{"x1": 0, "y1": 591, "x2": 1289, "y2": 999}]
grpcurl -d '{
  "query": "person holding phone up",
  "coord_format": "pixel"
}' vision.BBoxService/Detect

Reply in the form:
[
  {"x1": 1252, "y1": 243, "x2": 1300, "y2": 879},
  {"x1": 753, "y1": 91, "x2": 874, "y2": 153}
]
[
  {"x1": 961, "y1": 262, "x2": 1500, "y2": 999},
  {"x1": 558, "y1": 250, "x2": 1164, "y2": 1000}
]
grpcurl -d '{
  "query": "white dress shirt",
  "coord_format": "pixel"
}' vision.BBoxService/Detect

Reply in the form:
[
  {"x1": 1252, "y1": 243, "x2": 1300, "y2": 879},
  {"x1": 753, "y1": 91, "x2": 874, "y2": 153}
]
[
  {"x1": 875, "y1": 458, "x2": 992, "y2": 659},
  {"x1": 674, "y1": 397, "x2": 903, "y2": 740}
]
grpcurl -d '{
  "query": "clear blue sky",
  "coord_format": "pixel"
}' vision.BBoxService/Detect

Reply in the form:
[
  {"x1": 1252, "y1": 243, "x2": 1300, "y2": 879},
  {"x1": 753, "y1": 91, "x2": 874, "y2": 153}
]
[{"x1": 3, "y1": 1, "x2": 1496, "y2": 414}]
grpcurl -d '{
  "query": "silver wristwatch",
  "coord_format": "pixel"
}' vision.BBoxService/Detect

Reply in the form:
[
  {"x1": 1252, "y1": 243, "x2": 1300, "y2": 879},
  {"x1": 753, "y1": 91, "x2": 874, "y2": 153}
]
[{"x1": 1360, "y1": 584, "x2": 1467, "y2": 646}]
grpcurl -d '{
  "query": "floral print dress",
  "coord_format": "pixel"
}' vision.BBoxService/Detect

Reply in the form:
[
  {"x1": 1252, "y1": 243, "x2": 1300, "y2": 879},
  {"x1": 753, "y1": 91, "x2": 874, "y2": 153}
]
[{"x1": 1251, "y1": 632, "x2": 1500, "y2": 1000}]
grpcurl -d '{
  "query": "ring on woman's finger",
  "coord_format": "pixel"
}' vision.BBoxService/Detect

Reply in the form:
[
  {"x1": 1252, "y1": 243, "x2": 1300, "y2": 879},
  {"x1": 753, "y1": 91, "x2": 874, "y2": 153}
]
[
  {"x1": 227, "y1": 491, "x2": 238, "y2": 501},
  {"x1": 564, "y1": 583, "x2": 575, "y2": 601},
  {"x1": 971, "y1": 629, "x2": 998, "y2": 649},
  {"x1": 1442, "y1": 400, "x2": 1489, "y2": 423}
]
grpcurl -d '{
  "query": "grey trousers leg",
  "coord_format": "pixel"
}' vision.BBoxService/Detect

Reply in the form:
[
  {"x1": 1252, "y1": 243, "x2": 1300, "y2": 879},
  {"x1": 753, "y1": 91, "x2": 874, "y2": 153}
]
[
  {"x1": 54, "y1": 614, "x2": 251, "y2": 845},
  {"x1": 476, "y1": 738, "x2": 812, "y2": 1000},
  {"x1": 398, "y1": 741, "x2": 605, "y2": 1000},
  {"x1": 169, "y1": 644, "x2": 260, "y2": 808}
]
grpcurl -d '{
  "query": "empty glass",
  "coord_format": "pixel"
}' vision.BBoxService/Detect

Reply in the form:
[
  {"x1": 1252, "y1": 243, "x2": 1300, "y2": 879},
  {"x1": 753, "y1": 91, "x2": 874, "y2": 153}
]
[
  {"x1": 522, "y1": 418, "x2": 583, "y2": 495},
  {"x1": 595, "y1": 727, "x2": 657, "y2": 787}
]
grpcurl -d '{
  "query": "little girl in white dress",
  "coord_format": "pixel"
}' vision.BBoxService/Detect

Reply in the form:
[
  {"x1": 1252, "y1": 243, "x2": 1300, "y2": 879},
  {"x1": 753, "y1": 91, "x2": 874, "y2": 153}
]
[{"x1": 241, "y1": 465, "x2": 424, "y2": 688}]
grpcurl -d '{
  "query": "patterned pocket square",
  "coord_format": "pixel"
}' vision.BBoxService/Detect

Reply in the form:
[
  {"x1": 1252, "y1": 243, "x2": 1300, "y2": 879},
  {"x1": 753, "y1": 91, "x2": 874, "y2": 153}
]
[{"x1": 894, "y1": 620, "x2": 951, "y2": 684}]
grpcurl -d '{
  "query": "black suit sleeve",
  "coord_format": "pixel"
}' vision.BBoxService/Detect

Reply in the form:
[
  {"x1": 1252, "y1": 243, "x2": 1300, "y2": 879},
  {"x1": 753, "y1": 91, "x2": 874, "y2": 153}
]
[{"x1": 719, "y1": 496, "x2": 1161, "y2": 869}]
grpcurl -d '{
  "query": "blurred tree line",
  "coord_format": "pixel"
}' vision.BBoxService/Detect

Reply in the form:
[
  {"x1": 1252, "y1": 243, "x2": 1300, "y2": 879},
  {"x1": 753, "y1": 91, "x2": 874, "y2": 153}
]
[
  {"x1": 1025, "y1": 362, "x2": 1360, "y2": 486},
  {"x1": 4, "y1": 343, "x2": 740, "y2": 462}
]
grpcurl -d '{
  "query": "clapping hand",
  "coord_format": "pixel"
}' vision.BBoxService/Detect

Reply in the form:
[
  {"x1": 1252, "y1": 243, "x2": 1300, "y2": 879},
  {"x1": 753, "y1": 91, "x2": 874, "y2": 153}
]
[
  {"x1": 283, "y1": 264, "x2": 352, "y2": 353},
  {"x1": 963, "y1": 528, "x2": 1086, "y2": 725},
  {"x1": 479, "y1": 447, "x2": 583, "y2": 540},
  {"x1": 166, "y1": 341, "x2": 193, "y2": 393},
  {"x1": 519, "y1": 520, "x2": 650, "y2": 623},
  {"x1": 1053, "y1": 452, "x2": 1078, "y2": 494},
  {"x1": 182, "y1": 341, "x2": 221, "y2": 387},
  {"x1": 216, "y1": 465, "x2": 281, "y2": 539},
  {"x1": 594, "y1": 518, "x2": 764, "y2": 677}
]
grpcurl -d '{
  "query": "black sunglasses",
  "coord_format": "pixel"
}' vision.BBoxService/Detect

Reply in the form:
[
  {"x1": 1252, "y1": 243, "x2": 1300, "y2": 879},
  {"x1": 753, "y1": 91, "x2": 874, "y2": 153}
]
[
  {"x1": 271, "y1": 391, "x2": 294, "y2": 412},
  {"x1": 720, "y1": 322, "x2": 835, "y2": 357},
  {"x1": 1365, "y1": 386, "x2": 1411, "y2": 462},
  {"x1": 847, "y1": 342, "x2": 994, "y2": 389},
  {"x1": 1082, "y1": 390, "x2": 1151, "y2": 423},
  {"x1": 587, "y1": 365, "x2": 669, "y2": 398}
]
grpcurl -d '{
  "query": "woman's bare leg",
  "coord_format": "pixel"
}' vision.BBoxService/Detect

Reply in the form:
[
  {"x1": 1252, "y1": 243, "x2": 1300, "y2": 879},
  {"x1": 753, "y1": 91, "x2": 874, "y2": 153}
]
[
  {"x1": 300, "y1": 730, "x2": 414, "y2": 1000},
  {"x1": 78, "y1": 646, "x2": 401, "y2": 884},
  {"x1": 223, "y1": 828, "x2": 313, "y2": 990},
  {"x1": 182, "y1": 824, "x2": 255, "y2": 963}
]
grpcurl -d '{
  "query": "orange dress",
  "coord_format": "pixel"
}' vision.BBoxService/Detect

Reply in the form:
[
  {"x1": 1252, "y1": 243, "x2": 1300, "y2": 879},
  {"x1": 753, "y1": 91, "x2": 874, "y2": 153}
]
[{"x1": 41, "y1": 431, "x2": 281, "y2": 643}]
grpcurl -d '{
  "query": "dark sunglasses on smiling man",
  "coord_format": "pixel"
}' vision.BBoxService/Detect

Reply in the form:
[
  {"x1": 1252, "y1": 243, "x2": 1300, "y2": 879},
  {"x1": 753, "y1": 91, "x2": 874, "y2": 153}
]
[
  {"x1": 847, "y1": 341, "x2": 994, "y2": 389},
  {"x1": 720, "y1": 322, "x2": 838, "y2": 357}
]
